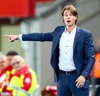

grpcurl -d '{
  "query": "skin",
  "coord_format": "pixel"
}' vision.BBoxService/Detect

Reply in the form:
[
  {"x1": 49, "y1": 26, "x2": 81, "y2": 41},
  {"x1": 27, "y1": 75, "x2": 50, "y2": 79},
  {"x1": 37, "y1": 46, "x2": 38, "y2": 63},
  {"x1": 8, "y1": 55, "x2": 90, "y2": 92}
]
[
  {"x1": 11, "y1": 55, "x2": 25, "y2": 71},
  {"x1": 4, "y1": 34, "x2": 19, "y2": 43},
  {"x1": 4, "y1": 10, "x2": 86, "y2": 88},
  {"x1": 63, "y1": 10, "x2": 77, "y2": 32},
  {"x1": 6, "y1": 55, "x2": 13, "y2": 64},
  {"x1": 0, "y1": 56, "x2": 8, "y2": 70}
]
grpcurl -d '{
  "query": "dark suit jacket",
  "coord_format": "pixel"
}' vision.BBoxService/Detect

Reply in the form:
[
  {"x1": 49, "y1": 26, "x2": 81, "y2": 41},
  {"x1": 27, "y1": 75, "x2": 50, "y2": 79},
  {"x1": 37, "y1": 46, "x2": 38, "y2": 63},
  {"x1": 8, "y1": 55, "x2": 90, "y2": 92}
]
[{"x1": 22, "y1": 26, "x2": 95, "y2": 88}]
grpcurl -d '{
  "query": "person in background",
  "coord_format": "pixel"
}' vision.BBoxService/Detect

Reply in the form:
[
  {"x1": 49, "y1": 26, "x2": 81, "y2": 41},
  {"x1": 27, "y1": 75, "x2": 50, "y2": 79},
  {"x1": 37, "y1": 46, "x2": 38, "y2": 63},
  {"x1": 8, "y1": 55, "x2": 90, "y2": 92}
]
[
  {"x1": 4, "y1": 5, "x2": 95, "y2": 96},
  {"x1": 94, "y1": 38, "x2": 100, "y2": 96},
  {"x1": 3, "y1": 51, "x2": 19, "y2": 82},
  {"x1": 0, "y1": 51, "x2": 18, "y2": 94},
  {"x1": 2, "y1": 55, "x2": 38, "y2": 96},
  {"x1": 0, "y1": 53, "x2": 11, "y2": 93},
  {"x1": 6, "y1": 51, "x2": 19, "y2": 64},
  {"x1": 0, "y1": 52, "x2": 7, "y2": 70},
  {"x1": 89, "y1": 38, "x2": 100, "y2": 96}
]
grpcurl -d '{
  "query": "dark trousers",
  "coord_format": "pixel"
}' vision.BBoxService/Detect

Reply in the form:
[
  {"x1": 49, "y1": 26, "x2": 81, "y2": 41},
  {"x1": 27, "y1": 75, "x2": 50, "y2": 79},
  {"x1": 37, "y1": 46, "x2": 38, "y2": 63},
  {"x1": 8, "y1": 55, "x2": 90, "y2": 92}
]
[{"x1": 57, "y1": 70, "x2": 89, "y2": 96}]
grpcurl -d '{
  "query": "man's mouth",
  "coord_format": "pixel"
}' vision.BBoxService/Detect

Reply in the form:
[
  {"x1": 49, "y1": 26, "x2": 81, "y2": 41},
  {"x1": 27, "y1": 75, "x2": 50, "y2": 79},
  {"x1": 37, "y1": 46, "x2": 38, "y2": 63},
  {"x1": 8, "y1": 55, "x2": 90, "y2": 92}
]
[{"x1": 67, "y1": 20, "x2": 71, "y2": 23}]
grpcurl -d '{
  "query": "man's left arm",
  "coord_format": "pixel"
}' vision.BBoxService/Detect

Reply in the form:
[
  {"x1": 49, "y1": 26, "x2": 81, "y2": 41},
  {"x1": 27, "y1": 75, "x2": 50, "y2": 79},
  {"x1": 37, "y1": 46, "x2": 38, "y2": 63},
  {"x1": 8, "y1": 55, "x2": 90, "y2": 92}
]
[
  {"x1": 76, "y1": 32, "x2": 95, "y2": 88},
  {"x1": 81, "y1": 32, "x2": 95, "y2": 78}
]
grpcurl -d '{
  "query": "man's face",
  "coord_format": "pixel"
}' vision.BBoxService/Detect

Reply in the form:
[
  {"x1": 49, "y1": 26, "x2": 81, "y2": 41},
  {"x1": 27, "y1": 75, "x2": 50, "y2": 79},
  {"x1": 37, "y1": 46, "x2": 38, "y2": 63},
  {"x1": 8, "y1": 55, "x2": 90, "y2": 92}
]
[
  {"x1": 11, "y1": 57, "x2": 24, "y2": 71},
  {"x1": 63, "y1": 10, "x2": 77, "y2": 27},
  {"x1": 0, "y1": 56, "x2": 7, "y2": 70},
  {"x1": 7, "y1": 56, "x2": 13, "y2": 64}
]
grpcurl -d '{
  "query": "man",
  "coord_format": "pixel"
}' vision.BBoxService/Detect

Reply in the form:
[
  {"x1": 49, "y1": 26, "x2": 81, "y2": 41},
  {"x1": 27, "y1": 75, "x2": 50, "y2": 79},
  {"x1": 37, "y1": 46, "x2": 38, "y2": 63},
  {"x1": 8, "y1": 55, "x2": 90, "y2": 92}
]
[
  {"x1": 5, "y1": 5, "x2": 95, "y2": 96},
  {"x1": 0, "y1": 53, "x2": 15, "y2": 94},
  {"x1": 6, "y1": 50, "x2": 19, "y2": 64},
  {"x1": 0, "y1": 54, "x2": 8, "y2": 92},
  {"x1": 0, "y1": 53, "x2": 8, "y2": 71},
  {"x1": 2, "y1": 55, "x2": 38, "y2": 96}
]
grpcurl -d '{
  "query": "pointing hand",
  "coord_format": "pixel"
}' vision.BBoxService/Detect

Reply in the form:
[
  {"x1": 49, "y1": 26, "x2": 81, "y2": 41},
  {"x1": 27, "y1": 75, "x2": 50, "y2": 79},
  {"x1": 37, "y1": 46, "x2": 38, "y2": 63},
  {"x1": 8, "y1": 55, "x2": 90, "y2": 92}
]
[{"x1": 4, "y1": 34, "x2": 19, "y2": 43}]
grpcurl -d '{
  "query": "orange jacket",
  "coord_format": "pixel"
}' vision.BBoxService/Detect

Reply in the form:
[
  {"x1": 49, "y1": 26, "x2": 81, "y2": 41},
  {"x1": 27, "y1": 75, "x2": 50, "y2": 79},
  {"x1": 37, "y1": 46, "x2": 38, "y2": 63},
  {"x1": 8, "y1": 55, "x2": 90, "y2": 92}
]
[{"x1": 90, "y1": 52, "x2": 100, "y2": 78}]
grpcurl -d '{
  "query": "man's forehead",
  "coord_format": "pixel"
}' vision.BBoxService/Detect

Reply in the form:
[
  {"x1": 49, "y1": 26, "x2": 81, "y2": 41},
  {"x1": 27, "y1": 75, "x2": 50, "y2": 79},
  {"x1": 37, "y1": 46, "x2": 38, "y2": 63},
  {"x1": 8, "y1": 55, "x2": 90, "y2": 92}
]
[
  {"x1": 11, "y1": 58, "x2": 18, "y2": 62},
  {"x1": 11, "y1": 55, "x2": 25, "y2": 64},
  {"x1": 64, "y1": 10, "x2": 72, "y2": 13},
  {"x1": 11, "y1": 57, "x2": 21, "y2": 63},
  {"x1": 0, "y1": 58, "x2": 7, "y2": 63},
  {"x1": 0, "y1": 56, "x2": 7, "y2": 60}
]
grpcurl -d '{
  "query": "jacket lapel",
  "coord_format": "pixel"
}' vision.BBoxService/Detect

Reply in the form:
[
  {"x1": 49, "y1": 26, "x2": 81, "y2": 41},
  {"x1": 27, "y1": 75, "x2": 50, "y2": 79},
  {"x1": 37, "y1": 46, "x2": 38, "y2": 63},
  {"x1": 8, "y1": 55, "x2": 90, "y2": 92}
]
[
  {"x1": 52, "y1": 26, "x2": 65, "y2": 54},
  {"x1": 73, "y1": 27, "x2": 81, "y2": 50},
  {"x1": 52, "y1": 26, "x2": 81, "y2": 54}
]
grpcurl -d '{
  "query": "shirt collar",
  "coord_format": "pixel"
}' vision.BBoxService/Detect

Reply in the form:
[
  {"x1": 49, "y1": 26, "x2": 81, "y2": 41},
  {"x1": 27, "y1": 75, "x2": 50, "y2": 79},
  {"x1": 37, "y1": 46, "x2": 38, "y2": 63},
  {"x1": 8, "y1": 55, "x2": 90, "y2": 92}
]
[{"x1": 65, "y1": 26, "x2": 76, "y2": 35}]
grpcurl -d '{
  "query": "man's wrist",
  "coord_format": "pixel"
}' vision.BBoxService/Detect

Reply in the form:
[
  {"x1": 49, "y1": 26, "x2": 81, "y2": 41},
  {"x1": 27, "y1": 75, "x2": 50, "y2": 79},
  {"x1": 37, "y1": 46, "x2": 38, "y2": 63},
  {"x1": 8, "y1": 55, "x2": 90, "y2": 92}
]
[
  {"x1": 19, "y1": 34, "x2": 23, "y2": 40},
  {"x1": 15, "y1": 35, "x2": 20, "y2": 40},
  {"x1": 81, "y1": 75, "x2": 87, "y2": 80}
]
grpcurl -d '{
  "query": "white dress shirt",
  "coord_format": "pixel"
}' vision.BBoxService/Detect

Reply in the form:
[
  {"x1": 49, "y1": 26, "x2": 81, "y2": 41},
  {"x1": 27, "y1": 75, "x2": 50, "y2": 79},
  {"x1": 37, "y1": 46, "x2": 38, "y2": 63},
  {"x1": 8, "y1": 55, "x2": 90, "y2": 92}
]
[
  {"x1": 19, "y1": 27, "x2": 76, "y2": 71},
  {"x1": 19, "y1": 34, "x2": 23, "y2": 40},
  {"x1": 59, "y1": 27, "x2": 76, "y2": 71}
]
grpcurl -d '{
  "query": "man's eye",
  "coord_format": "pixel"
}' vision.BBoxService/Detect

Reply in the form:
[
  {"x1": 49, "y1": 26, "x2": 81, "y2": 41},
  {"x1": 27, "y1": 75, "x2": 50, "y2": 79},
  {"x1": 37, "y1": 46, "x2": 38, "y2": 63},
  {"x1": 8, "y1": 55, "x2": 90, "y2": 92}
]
[
  {"x1": 69, "y1": 14, "x2": 73, "y2": 16},
  {"x1": 64, "y1": 15, "x2": 67, "y2": 16}
]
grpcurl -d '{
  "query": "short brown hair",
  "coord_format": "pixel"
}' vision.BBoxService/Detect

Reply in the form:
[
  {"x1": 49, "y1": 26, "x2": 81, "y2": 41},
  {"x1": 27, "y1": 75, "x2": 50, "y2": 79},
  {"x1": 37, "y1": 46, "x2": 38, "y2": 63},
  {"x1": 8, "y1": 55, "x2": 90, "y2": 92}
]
[{"x1": 62, "y1": 5, "x2": 78, "y2": 24}]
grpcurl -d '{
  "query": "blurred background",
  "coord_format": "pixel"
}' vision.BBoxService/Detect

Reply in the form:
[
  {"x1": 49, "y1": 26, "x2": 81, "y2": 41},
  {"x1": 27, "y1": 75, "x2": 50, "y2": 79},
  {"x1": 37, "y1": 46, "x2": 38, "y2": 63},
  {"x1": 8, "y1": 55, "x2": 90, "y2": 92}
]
[{"x1": 0, "y1": 0, "x2": 100, "y2": 96}]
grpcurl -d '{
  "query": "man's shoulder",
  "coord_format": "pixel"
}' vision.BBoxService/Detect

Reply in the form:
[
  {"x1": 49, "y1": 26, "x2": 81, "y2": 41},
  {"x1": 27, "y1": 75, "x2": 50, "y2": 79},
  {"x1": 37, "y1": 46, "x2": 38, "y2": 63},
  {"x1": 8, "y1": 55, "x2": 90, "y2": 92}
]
[
  {"x1": 77, "y1": 27, "x2": 91, "y2": 33},
  {"x1": 77, "y1": 27, "x2": 91, "y2": 36}
]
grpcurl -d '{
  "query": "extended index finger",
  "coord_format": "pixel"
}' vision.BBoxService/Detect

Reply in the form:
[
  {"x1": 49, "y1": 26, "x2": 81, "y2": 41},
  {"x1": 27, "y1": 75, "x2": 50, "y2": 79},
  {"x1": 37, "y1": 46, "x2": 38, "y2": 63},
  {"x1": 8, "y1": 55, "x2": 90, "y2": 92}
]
[{"x1": 4, "y1": 34, "x2": 10, "y2": 37}]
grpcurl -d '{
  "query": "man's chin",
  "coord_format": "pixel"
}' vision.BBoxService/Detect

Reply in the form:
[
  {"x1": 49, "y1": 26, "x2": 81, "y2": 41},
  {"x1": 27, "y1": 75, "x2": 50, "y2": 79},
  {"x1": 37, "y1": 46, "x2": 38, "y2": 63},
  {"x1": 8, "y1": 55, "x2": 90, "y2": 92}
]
[{"x1": 66, "y1": 24, "x2": 73, "y2": 27}]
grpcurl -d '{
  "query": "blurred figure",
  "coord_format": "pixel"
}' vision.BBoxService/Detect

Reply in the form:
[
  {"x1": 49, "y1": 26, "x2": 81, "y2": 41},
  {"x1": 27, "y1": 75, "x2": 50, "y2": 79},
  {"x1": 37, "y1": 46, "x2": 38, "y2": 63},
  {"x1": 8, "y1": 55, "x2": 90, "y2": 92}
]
[
  {"x1": 94, "y1": 38, "x2": 100, "y2": 96},
  {"x1": 90, "y1": 38, "x2": 100, "y2": 96},
  {"x1": 41, "y1": 86, "x2": 57, "y2": 96},
  {"x1": 95, "y1": 38, "x2": 100, "y2": 53},
  {"x1": 4, "y1": 51, "x2": 19, "y2": 81},
  {"x1": 2, "y1": 55, "x2": 38, "y2": 96},
  {"x1": 93, "y1": 53, "x2": 100, "y2": 96},
  {"x1": 0, "y1": 53, "x2": 7, "y2": 70},
  {"x1": 6, "y1": 51, "x2": 19, "y2": 64},
  {"x1": 0, "y1": 52, "x2": 14, "y2": 93},
  {"x1": 0, "y1": 53, "x2": 8, "y2": 91}
]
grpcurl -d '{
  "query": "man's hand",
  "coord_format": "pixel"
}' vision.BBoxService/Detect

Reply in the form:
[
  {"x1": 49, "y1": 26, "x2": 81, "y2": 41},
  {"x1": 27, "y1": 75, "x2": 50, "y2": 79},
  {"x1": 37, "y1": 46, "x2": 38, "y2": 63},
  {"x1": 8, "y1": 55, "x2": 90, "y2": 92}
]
[
  {"x1": 75, "y1": 75, "x2": 86, "y2": 88},
  {"x1": 4, "y1": 35, "x2": 19, "y2": 43}
]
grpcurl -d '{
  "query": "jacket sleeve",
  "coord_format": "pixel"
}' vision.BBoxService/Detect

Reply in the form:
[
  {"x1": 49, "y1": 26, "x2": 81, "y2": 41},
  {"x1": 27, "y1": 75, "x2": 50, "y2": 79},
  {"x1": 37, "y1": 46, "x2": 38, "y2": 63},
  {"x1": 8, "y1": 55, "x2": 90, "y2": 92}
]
[
  {"x1": 21, "y1": 27, "x2": 59, "y2": 42},
  {"x1": 81, "y1": 32, "x2": 95, "y2": 78}
]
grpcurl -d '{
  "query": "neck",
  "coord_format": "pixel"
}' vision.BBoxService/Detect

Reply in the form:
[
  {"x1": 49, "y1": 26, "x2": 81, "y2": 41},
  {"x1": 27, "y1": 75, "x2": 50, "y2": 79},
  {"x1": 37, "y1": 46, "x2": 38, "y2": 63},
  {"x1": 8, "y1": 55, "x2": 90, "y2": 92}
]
[{"x1": 66, "y1": 25, "x2": 76, "y2": 32}]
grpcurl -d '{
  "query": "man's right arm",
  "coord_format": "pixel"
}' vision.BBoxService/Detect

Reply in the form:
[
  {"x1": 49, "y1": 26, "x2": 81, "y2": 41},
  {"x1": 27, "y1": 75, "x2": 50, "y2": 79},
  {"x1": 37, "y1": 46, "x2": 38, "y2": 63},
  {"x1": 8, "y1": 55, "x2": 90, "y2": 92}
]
[
  {"x1": 4, "y1": 26, "x2": 60, "y2": 42},
  {"x1": 4, "y1": 32, "x2": 54, "y2": 42}
]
